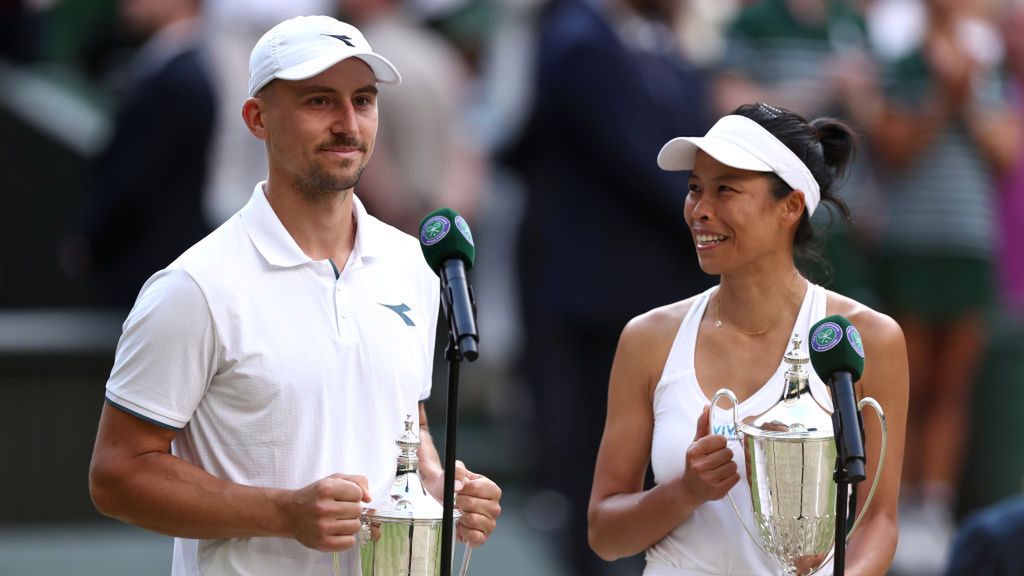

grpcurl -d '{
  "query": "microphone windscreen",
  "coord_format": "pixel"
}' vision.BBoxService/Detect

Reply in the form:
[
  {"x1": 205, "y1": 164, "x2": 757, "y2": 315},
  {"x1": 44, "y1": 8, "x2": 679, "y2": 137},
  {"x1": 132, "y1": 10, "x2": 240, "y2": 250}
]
[
  {"x1": 808, "y1": 315, "x2": 866, "y2": 382},
  {"x1": 418, "y1": 207, "x2": 476, "y2": 272}
]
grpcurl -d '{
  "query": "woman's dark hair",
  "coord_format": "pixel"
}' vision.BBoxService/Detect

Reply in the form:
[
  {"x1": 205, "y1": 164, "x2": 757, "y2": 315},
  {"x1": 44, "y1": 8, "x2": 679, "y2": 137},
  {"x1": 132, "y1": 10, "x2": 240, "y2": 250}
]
[{"x1": 731, "y1": 102, "x2": 856, "y2": 280}]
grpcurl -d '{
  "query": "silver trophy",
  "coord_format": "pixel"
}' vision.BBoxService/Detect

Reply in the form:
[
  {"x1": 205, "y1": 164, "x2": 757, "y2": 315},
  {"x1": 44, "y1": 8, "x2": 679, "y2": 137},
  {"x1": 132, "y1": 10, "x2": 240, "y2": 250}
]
[
  {"x1": 358, "y1": 415, "x2": 472, "y2": 576},
  {"x1": 710, "y1": 335, "x2": 887, "y2": 575}
]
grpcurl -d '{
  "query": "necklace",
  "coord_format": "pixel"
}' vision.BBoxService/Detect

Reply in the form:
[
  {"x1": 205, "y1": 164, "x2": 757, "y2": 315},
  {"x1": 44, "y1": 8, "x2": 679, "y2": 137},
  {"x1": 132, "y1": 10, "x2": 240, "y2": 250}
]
[{"x1": 714, "y1": 274, "x2": 805, "y2": 336}]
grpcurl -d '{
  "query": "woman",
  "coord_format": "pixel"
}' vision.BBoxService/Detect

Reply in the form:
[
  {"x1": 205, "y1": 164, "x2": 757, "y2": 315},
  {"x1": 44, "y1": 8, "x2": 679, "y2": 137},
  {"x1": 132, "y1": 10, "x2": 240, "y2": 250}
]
[{"x1": 588, "y1": 103, "x2": 908, "y2": 575}]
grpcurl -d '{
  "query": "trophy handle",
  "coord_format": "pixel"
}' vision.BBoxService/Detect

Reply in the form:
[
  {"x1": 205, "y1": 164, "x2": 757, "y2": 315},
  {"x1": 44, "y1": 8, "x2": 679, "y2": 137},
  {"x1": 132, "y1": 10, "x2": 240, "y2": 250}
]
[
  {"x1": 846, "y1": 397, "x2": 887, "y2": 538},
  {"x1": 457, "y1": 543, "x2": 472, "y2": 576},
  {"x1": 709, "y1": 389, "x2": 772, "y2": 560},
  {"x1": 454, "y1": 512, "x2": 472, "y2": 576},
  {"x1": 813, "y1": 396, "x2": 888, "y2": 574}
]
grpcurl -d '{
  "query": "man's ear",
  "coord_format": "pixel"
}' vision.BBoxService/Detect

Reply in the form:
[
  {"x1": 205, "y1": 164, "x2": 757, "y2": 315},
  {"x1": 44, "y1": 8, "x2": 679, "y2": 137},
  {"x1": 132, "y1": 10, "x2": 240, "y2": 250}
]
[{"x1": 242, "y1": 97, "x2": 268, "y2": 140}]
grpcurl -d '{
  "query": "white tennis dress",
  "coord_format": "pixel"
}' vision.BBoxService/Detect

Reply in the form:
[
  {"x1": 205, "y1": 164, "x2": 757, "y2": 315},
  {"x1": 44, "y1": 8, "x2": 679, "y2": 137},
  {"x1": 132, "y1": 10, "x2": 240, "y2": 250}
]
[{"x1": 644, "y1": 283, "x2": 835, "y2": 576}]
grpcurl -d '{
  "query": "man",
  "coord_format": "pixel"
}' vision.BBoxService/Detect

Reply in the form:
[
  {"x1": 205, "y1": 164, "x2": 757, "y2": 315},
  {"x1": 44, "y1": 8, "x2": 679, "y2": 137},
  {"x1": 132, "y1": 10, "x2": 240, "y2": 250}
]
[{"x1": 88, "y1": 15, "x2": 501, "y2": 576}]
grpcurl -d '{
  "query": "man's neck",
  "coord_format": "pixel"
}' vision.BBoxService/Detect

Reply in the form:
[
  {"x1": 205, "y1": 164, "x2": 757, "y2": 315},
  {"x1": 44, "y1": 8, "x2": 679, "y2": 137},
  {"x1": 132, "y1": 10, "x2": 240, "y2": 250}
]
[{"x1": 262, "y1": 179, "x2": 357, "y2": 265}]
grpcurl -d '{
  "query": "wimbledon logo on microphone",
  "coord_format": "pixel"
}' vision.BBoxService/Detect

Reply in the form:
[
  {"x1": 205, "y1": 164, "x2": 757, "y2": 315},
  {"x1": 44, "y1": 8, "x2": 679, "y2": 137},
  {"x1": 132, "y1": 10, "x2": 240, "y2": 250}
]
[
  {"x1": 420, "y1": 215, "x2": 451, "y2": 246},
  {"x1": 454, "y1": 215, "x2": 474, "y2": 246},
  {"x1": 810, "y1": 321, "x2": 843, "y2": 353},
  {"x1": 846, "y1": 325, "x2": 865, "y2": 358}
]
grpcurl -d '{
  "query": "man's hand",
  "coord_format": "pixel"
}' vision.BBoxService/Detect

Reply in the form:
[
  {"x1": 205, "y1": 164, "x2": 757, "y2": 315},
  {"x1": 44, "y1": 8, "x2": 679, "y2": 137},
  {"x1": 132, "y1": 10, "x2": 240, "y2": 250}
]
[
  {"x1": 452, "y1": 461, "x2": 502, "y2": 546},
  {"x1": 282, "y1": 473, "x2": 371, "y2": 552},
  {"x1": 425, "y1": 460, "x2": 502, "y2": 546},
  {"x1": 681, "y1": 406, "x2": 739, "y2": 503}
]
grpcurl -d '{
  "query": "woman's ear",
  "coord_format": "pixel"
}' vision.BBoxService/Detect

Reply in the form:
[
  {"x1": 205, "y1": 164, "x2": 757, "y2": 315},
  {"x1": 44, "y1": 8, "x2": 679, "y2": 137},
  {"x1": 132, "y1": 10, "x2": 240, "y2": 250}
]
[
  {"x1": 242, "y1": 97, "x2": 268, "y2": 140},
  {"x1": 781, "y1": 189, "x2": 807, "y2": 226}
]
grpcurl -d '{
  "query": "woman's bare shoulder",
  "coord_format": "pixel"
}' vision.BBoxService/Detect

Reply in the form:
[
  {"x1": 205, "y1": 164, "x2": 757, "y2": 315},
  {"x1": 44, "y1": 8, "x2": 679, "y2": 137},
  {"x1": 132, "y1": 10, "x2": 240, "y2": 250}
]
[
  {"x1": 623, "y1": 295, "x2": 701, "y2": 345},
  {"x1": 824, "y1": 292, "x2": 908, "y2": 416},
  {"x1": 825, "y1": 291, "x2": 904, "y2": 347},
  {"x1": 614, "y1": 295, "x2": 704, "y2": 397},
  {"x1": 614, "y1": 295, "x2": 703, "y2": 374}
]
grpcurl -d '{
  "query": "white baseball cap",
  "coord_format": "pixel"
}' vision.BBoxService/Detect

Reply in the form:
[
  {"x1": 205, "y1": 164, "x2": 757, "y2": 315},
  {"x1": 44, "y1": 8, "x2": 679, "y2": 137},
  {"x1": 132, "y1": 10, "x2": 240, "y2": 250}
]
[
  {"x1": 248, "y1": 15, "x2": 402, "y2": 97},
  {"x1": 657, "y1": 114, "x2": 821, "y2": 216}
]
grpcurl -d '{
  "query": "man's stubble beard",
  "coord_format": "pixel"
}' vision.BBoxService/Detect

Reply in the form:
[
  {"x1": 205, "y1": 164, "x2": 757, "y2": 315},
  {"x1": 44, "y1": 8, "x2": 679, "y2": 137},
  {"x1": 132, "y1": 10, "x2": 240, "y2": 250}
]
[{"x1": 292, "y1": 157, "x2": 368, "y2": 203}]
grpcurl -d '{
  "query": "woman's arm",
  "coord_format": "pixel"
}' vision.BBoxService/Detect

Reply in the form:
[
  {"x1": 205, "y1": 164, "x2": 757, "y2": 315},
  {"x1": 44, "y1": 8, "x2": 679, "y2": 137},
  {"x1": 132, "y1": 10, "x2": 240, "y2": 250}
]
[
  {"x1": 588, "y1": 304, "x2": 739, "y2": 561},
  {"x1": 831, "y1": 298, "x2": 910, "y2": 576}
]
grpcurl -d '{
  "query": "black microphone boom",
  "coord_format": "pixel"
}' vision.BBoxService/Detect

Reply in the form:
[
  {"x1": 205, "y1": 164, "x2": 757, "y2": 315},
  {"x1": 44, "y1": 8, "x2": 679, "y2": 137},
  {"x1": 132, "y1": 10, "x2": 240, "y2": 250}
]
[
  {"x1": 829, "y1": 372, "x2": 866, "y2": 483},
  {"x1": 808, "y1": 315, "x2": 867, "y2": 484},
  {"x1": 418, "y1": 206, "x2": 479, "y2": 360},
  {"x1": 440, "y1": 259, "x2": 478, "y2": 360}
]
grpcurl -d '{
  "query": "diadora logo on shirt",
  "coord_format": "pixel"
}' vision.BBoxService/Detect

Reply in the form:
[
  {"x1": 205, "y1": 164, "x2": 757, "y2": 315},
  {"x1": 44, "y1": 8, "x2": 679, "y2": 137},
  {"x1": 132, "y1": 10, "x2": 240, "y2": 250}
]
[{"x1": 379, "y1": 303, "x2": 415, "y2": 326}]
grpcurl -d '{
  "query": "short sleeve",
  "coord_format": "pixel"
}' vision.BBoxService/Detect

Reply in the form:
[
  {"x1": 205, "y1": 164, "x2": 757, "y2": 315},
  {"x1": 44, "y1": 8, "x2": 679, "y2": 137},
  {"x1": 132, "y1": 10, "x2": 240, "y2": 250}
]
[
  {"x1": 105, "y1": 267, "x2": 218, "y2": 429},
  {"x1": 420, "y1": 262, "x2": 440, "y2": 402}
]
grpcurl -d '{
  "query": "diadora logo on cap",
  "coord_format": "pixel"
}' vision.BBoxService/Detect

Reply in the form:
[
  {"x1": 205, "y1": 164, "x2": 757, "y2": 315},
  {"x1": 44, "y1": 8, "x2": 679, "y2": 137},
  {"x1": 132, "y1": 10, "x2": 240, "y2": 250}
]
[
  {"x1": 420, "y1": 216, "x2": 450, "y2": 246},
  {"x1": 846, "y1": 325, "x2": 864, "y2": 358},
  {"x1": 322, "y1": 34, "x2": 356, "y2": 47},
  {"x1": 454, "y1": 215, "x2": 474, "y2": 246},
  {"x1": 379, "y1": 303, "x2": 415, "y2": 326},
  {"x1": 810, "y1": 322, "x2": 843, "y2": 353}
]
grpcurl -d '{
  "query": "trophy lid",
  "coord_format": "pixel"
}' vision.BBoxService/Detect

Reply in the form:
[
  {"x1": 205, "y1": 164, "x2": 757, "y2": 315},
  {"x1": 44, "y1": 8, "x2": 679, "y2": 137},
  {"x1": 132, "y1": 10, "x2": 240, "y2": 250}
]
[
  {"x1": 784, "y1": 333, "x2": 810, "y2": 367},
  {"x1": 738, "y1": 334, "x2": 834, "y2": 441},
  {"x1": 363, "y1": 414, "x2": 458, "y2": 523}
]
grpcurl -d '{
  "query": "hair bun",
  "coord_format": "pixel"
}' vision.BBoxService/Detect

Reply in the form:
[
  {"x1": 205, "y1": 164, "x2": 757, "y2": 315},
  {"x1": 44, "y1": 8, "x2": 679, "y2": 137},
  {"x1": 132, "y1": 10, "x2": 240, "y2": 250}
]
[{"x1": 809, "y1": 118, "x2": 856, "y2": 176}]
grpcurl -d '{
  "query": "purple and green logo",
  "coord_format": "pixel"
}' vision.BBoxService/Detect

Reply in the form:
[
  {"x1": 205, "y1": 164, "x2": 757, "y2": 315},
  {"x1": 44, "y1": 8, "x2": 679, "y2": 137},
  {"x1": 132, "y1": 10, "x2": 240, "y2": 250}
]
[
  {"x1": 420, "y1": 215, "x2": 450, "y2": 246},
  {"x1": 454, "y1": 215, "x2": 474, "y2": 246},
  {"x1": 810, "y1": 322, "x2": 843, "y2": 353},
  {"x1": 846, "y1": 325, "x2": 865, "y2": 358}
]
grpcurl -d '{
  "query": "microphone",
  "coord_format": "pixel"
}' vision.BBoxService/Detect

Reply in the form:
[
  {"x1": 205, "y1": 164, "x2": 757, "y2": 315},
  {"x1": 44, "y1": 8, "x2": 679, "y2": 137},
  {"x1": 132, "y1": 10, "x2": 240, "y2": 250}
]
[
  {"x1": 419, "y1": 208, "x2": 479, "y2": 361},
  {"x1": 808, "y1": 315, "x2": 866, "y2": 483}
]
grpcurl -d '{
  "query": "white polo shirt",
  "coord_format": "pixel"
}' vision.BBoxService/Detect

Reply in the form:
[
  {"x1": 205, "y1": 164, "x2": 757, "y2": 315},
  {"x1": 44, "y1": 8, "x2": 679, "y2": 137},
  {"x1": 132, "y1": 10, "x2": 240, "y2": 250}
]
[{"x1": 105, "y1": 182, "x2": 440, "y2": 576}]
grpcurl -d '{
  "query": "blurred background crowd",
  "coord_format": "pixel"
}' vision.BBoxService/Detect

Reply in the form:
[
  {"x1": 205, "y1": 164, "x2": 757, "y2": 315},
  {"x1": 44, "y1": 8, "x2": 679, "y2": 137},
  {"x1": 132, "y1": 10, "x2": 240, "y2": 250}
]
[{"x1": 1, "y1": 0, "x2": 1023, "y2": 574}]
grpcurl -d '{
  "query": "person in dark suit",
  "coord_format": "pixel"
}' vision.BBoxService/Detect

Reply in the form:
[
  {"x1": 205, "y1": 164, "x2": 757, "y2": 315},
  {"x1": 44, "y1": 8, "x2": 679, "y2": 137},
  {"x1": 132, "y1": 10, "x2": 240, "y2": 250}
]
[
  {"x1": 83, "y1": 0, "x2": 215, "y2": 308},
  {"x1": 507, "y1": 0, "x2": 713, "y2": 572},
  {"x1": 946, "y1": 495, "x2": 1024, "y2": 576}
]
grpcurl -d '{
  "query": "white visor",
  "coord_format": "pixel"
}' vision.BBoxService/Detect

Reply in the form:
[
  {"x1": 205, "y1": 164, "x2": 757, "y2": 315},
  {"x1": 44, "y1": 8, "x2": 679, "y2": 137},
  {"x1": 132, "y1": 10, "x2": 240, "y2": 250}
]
[{"x1": 657, "y1": 114, "x2": 821, "y2": 216}]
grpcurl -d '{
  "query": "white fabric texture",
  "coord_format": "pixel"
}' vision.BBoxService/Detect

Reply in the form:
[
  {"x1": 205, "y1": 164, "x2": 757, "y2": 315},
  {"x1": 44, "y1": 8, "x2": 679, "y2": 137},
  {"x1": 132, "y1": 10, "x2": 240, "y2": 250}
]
[
  {"x1": 644, "y1": 283, "x2": 834, "y2": 576},
  {"x1": 105, "y1": 182, "x2": 440, "y2": 576},
  {"x1": 657, "y1": 114, "x2": 821, "y2": 216}
]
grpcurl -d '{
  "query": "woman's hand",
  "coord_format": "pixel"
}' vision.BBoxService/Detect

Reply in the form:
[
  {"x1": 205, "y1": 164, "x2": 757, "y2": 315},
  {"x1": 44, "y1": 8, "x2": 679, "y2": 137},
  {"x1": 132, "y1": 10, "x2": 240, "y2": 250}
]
[{"x1": 681, "y1": 406, "x2": 740, "y2": 503}]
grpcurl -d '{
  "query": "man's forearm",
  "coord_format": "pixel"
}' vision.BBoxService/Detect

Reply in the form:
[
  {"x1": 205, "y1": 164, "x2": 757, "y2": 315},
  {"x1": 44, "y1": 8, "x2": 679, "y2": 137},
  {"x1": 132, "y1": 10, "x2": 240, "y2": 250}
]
[
  {"x1": 417, "y1": 403, "x2": 445, "y2": 490},
  {"x1": 89, "y1": 403, "x2": 293, "y2": 541},
  {"x1": 91, "y1": 448, "x2": 291, "y2": 540}
]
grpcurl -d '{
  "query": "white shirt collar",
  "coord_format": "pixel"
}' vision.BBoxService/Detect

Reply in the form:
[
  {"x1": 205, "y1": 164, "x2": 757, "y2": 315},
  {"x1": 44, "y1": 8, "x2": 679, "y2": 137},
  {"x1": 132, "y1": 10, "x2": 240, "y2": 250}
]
[{"x1": 239, "y1": 181, "x2": 381, "y2": 269}]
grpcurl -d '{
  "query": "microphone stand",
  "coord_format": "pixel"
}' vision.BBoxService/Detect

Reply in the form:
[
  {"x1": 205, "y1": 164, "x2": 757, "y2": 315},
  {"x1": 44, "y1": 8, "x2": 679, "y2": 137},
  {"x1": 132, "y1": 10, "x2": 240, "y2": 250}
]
[
  {"x1": 834, "y1": 468, "x2": 849, "y2": 576},
  {"x1": 440, "y1": 329, "x2": 461, "y2": 576},
  {"x1": 831, "y1": 405, "x2": 865, "y2": 576},
  {"x1": 440, "y1": 282, "x2": 476, "y2": 576}
]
